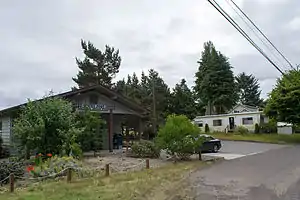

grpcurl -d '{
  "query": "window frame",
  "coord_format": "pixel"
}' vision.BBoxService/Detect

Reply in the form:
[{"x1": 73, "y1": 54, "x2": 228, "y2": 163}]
[
  {"x1": 242, "y1": 117, "x2": 254, "y2": 125},
  {"x1": 213, "y1": 119, "x2": 222, "y2": 127}
]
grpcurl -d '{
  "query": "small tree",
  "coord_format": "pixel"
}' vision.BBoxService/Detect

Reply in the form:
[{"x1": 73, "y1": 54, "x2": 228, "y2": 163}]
[
  {"x1": 205, "y1": 124, "x2": 210, "y2": 133},
  {"x1": 75, "y1": 108, "x2": 107, "y2": 155},
  {"x1": 156, "y1": 114, "x2": 203, "y2": 160},
  {"x1": 254, "y1": 123, "x2": 260, "y2": 134},
  {"x1": 13, "y1": 96, "x2": 82, "y2": 157}
]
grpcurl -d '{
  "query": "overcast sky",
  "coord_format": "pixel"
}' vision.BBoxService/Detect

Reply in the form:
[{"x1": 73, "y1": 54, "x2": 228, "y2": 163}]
[{"x1": 0, "y1": 0, "x2": 299, "y2": 110}]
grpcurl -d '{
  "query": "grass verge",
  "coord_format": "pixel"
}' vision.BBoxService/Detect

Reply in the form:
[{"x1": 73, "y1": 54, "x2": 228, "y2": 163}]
[
  {"x1": 0, "y1": 161, "x2": 204, "y2": 200},
  {"x1": 209, "y1": 132, "x2": 300, "y2": 144}
]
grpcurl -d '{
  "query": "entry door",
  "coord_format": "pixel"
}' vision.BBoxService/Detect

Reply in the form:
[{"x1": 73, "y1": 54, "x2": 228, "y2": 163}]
[{"x1": 229, "y1": 117, "x2": 235, "y2": 130}]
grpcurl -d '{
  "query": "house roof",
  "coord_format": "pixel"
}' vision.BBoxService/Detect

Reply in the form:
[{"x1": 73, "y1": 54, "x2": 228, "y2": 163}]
[
  {"x1": 0, "y1": 85, "x2": 148, "y2": 116},
  {"x1": 228, "y1": 104, "x2": 259, "y2": 113}
]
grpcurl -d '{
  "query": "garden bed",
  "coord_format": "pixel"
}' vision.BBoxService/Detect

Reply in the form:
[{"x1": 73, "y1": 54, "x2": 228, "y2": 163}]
[{"x1": 83, "y1": 153, "x2": 169, "y2": 173}]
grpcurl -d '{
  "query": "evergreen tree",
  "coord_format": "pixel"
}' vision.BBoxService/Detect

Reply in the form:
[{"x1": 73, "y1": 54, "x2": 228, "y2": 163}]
[
  {"x1": 194, "y1": 41, "x2": 238, "y2": 114},
  {"x1": 265, "y1": 69, "x2": 300, "y2": 125},
  {"x1": 114, "y1": 69, "x2": 171, "y2": 134},
  {"x1": 236, "y1": 72, "x2": 263, "y2": 106},
  {"x1": 147, "y1": 69, "x2": 171, "y2": 126},
  {"x1": 115, "y1": 78, "x2": 126, "y2": 94},
  {"x1": 73, "y1": 40, "x2": 121, "y2": 89},
  {"x1": 169, "y1": 79, "x2": 197, "y2": 119}
]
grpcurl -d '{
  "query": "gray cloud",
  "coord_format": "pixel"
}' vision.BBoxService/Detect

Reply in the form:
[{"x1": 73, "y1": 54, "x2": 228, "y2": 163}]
[{"x1": 0, "y1": 0, "x2": 299, "y2": 109}]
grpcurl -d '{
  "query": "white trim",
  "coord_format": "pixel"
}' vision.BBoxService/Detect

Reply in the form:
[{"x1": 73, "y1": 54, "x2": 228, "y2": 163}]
[
  {"x1": 194, "y1": 111, "x2": 263, "y2": 120},
  {"x1": 228, "y1": 104, "x2": 259, "y2": 114}
]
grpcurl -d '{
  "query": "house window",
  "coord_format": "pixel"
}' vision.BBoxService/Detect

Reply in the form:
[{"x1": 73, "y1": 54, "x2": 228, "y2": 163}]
[
  {"x1": 242, "y1": 117, "x2": 253, "y2": 125},
  {"x1": 89, "y1": 94, "x2": 98, "y2": 105},
  {"x1": 198, "y1": 123, "x2": 203, "y2": 127},
  {"x1": 213, "y1": 119, "x2": 222, "y2": 126}
]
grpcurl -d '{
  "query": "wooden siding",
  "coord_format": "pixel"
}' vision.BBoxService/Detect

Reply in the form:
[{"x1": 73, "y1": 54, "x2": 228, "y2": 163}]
[
  {"x1": 0, "y1": 116, "x2": 11, "y2": 145},
  {"x1": 71, "y1": 92, "x2": 141, "y2": 116}
]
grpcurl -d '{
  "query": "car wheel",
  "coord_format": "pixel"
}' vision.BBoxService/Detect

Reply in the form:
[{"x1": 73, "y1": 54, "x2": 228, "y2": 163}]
[{"x1": 213, "y1": 145, "x2": 219, "y2": 153}]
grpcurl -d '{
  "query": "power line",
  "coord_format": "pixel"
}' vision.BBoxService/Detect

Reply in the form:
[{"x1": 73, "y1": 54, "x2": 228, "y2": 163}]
[
  {"x1": 207, "y1": 0, "x2": 285, "y2": 75},
  {"x1": 224, "y1": 0, "x2": 290, "y2": 72},
  {"x1": 227, "y1": 0, "x2": 295, "y2": 70}
]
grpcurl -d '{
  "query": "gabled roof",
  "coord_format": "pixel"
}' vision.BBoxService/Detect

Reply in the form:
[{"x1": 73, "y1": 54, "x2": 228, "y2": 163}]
[
  {"x1": 0, "y1": 85, "x2": 148, "y2": 116},
  {"x1": 228, "y1": 104, "x2": 259, "y2": 114}
]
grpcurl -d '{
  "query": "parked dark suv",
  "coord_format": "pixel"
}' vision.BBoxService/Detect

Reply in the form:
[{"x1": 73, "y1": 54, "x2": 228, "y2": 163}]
[{"x1": 197, "y1": 134, "x2": 222, "y2": 153}]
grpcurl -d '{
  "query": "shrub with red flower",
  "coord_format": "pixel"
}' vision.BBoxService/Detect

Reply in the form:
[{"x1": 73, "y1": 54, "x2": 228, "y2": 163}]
[
  {"x1": 26, "y1": 165, "x2": 34, "y2": 173},
  {"x1": 47, "y1": 153, "x2": 52, "y2": 157}
]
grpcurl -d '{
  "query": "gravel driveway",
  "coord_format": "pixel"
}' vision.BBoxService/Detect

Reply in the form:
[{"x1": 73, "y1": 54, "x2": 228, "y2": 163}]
[{"x1": 181, "y1": 144, "x2": 300, "y2": 199}]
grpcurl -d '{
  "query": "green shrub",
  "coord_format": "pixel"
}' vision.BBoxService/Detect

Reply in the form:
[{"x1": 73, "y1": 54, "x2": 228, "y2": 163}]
[
  {"x1": 0, "y1": 160, "x2": 25, "y2": 184},
  {"x1": 260, "y1": 122, "x2": 277, "y2": 134},
  {"x1": 255, "y1": 123, "x2": 260, "y2": 134},
  {"x1": 234, "y1": 126, "x2": 249, "y2": 134},
  {"x1": 205, "y1": 124, "x2": 210, "y2": 133},
  {"x1": 131, "y1": 140, "x2": 160, "y2": 158},
  {"x1": 31, "y1": 156, "x2": 82, "y2": 178},
  {"x1": 156, "y1": 114, "x2": 203, "y2": 160},
  {"x1": 75, "y1": 109, "x2": 106, "y2": 153}
]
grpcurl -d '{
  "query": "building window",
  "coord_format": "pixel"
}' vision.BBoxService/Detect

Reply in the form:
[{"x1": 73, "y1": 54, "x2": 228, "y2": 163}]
[
  {"x1": 242, "y1": 117, "x2": 253, "y2": 125},
  {"x1": 198, "y1": 123, "x2": 203, "y2": 127},
  {"x1": 213, "y1": 119, "x2": 222, "y2": 126},
  {"x1": 89, "y1": 94, "x2": 98, "y2": 105}
]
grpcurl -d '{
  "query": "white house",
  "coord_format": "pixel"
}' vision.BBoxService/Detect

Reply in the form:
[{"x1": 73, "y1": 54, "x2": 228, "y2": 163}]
[{"x1": 193, "y1": 104, "x2": 268, "y2": 132}]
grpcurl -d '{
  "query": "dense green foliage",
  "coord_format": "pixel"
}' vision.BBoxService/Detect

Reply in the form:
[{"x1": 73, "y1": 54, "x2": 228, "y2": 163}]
[
  {"x1": 73, "y1": 40, "x2": 121, "y2": 89},
  {"x1": 76, "y1": 109, "x2": 106, "y2": 153},
  {"x1": 131, "y1": 140, "x2": 160, "y2": 158},
  {"x1": 156, "y1": 115, "x2": 203, "y2": 159},
  {"x1": 13, "y1": 97, "x2": 82, "y2": 157},
  {"x1": 168, "y1": 79, "x2": 197, "y2": 120},
  {"x1": 236, "y1": 72, "x2": 263, "y2": 107},
  {"x1": 31, "y1": 156, "x2": 82, "y2": 178},
  {"x1": 260, "y1": 121, "x2": 277, "y2": 134},
  {"x1": 115, "y1": 69, "x2": 171, "y2": 134},
  {"x1": 194, "y1": 41, "x2": 238, "y2": 114},
  {"x1": 265, "y1": 70, "x2": 300, "y2": 125}
]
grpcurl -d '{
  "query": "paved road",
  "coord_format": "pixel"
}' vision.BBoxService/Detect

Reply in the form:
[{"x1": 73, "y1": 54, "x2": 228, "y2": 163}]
[
  {"x1": 181, "y1": 145, "x2": 300, "y2": 199},
  {"x1": 204, "y1": 141, "x2": 286, "y2": 160}
]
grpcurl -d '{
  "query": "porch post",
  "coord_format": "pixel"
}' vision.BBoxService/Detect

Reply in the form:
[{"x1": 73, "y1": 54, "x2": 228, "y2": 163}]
[
  {"x1": 138, "y1": 118, "x2": 143, "y2": 140},
  {"x1": 109, "y1": 108, "x2": 113, "y2": 152}
]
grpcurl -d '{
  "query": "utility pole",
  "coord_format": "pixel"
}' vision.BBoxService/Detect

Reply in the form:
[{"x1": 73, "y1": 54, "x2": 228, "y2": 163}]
[{"x1": 152, "y1": 79, "x2": 157, "y2": 135}]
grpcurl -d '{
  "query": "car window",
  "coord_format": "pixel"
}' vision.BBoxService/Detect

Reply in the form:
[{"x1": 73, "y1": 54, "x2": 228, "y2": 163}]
[{"x1": 207, "y1": 136, "x2": 215, "y2": 140}]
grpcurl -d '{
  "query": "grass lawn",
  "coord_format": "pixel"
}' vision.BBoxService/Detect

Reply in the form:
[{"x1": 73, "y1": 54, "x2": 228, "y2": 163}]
[
  {"x1": 0, "y1": 161, "x2": 204, "y2": 200},
  {"x1": 209, "y1": 132, "x2": 300, "y2": 144}
]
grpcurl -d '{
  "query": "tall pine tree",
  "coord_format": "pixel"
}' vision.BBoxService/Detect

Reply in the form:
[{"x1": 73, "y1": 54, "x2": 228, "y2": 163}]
[
  {"x1": 194, "y1": 41, "x2": 237, "y2": 114},
  {"x1": 73, "y1": 40, "x2": 121, "y2": 89},
  {"x1": 169, "y1": 79, "x2": 196, "y2": 119},
  {"x1": 236, "y1": 72, "x2": 263, "y2": 106}
]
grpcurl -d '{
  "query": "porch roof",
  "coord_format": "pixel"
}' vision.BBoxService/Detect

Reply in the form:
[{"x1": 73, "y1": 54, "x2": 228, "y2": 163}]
[{"x1": 0, "y1": 85, "x2": 148, "y2": 117}]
